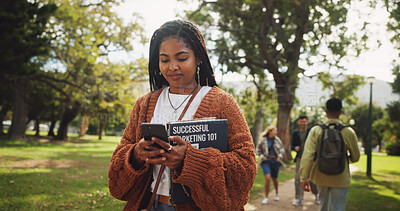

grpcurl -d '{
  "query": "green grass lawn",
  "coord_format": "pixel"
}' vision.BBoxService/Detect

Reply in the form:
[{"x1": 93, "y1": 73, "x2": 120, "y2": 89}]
[
  {"x1": 0, "y1": 134, "x2": 126, "y2": 210},
  {"x1": 2, "y1": 133, "x2": 294, "y2": 209},
  {"x1": 249, "y1": 152, "x2": 400, "y2": 210},
  {"x1": 1, "y1": 134, "x2": 399, "y2": 210},
  {"x1": 347, "y1": 154, "x2": 400, "y2": 211}
]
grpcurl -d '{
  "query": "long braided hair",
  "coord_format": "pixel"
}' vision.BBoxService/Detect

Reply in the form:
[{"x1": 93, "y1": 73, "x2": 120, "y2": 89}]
[{"x1": 148, "y1": 20, "x2": 217, "y2": 91}]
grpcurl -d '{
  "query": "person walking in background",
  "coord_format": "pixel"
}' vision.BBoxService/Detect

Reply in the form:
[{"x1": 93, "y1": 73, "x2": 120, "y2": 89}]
[
  {"x1": 300, "y1": 98, "x2": 360, "y2": 211},
  {"x1": 256, "y1": 125, "x2": 285, "y2": 205},
  {"x1": 108, "y1": 20, "x2": 257, "y2": 210},
  {"x1": 292, "y1": 114, "x2": 320, "y2": 206}
]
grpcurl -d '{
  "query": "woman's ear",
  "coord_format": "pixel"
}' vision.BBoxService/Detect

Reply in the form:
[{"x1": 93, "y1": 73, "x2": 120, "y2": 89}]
[{"x1": 196, "y1": 58, "x2": 201, "y2": 67}]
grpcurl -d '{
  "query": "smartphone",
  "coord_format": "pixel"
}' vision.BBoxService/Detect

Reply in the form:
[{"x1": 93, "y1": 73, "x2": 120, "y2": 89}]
[{"x1": 140, "y1": 123, "x2": 169, "y2": 149}]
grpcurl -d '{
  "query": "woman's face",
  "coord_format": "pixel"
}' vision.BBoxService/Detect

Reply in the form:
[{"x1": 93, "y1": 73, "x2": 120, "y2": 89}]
[
  {"x1": 159, "y1": 37, "x2": 199, "y2": 94},
  {"x1": 269, "y1": 128, "x2": 278, "y2": 137}
]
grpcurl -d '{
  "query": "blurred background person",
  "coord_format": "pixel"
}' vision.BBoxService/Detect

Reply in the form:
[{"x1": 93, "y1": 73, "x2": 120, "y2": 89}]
[{"x1": 256, "y1": 125, "x2": 285, "y2": 205}]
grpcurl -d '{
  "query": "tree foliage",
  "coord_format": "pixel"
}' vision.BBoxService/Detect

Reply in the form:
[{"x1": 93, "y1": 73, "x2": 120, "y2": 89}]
[
  {"x1": 384, "y1": 0, "x2": 400, "y2": 155},
  {"x1": 351, "y1": 104, "x2": 384, "y2": 149},
  {"x1": 27, "y1": 79, "x2": 61, "y2": 136},
  {"x1": 0, "y1": 0, "x2": 56, "y2": 79},
  {"x1": 82, "y1": 62, "x2": 144, "y2": 139},
  {"x1": 0, "y1": 0, "x2": 57, "y2": 139},
  {"x1": 386, "y1": 0, "x2": 400, "y2": 51},
  {"x1": 185, "y1": 0, "x2": 369, "y2": 158},
  {"x1": 40, "y1": 0, "x2": 146, "y2": 140},
  {"x1": 222, "y1": 83, "x2": 277, "y2": 144},
  {"x1": 1, "y1": 0, "x2": 146, "y2": 140},
  {"x1": 317, "y1": 72, "x2": 366, "y2": 105}
]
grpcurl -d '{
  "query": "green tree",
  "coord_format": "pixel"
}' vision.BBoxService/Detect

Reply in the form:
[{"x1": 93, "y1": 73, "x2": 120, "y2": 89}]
[
  {"x1": 317, "y1": 72, "x2": 366, "y2": 106},
  {"x1": 0, "y1": 86, "x2": 12, "y2": 135},
  {"x1": 386, "y1": 99, "x2": 400, "y2": 155},
  {"x1": 83, "y1": 62, "x2": 141, "y2": 140},
  {"x1": 27, "y1": 79, "x2": 61, "y2": 136},
  {"x1": 351, "y1": 104, "x2": 384, "y2": 151},
  {"x1": 79, "y1": 57, "x2": 148, "y2": 138},
  {"x1": 384, "y1": 0, "x2": 400, "y2": 155},
  {"x1": 185, "y1": 0, "x2": 369, "y2": 158},
  {"x1": 222, "y1": 82, "x2": 277, "y2": 144},
  {"x1": 372, "y1": 113, "x2": 393, "y2": 152},
  {"x1": 0, "y1": 0, "x2": 56, "y2": 139},
  {"x1": 42, "y1": 0, "x2": 145, "y2": 140},
  {"x1": 386, "y1": 0, "x2": 400, "y2": 54}
]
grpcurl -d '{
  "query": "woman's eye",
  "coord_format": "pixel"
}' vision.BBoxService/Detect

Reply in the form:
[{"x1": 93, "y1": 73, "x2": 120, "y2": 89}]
[
  {"x1": 160, "y1": 59, "x2": 169, "y2": 63},
  {"x1": 178, "y1": 57, "x2": 188, "y2": 62}
]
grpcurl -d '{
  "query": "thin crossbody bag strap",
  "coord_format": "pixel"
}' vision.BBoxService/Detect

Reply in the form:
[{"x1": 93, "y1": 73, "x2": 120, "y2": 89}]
[{"x1": 144, "y1": 85, "x2": 201, "y2": 211}]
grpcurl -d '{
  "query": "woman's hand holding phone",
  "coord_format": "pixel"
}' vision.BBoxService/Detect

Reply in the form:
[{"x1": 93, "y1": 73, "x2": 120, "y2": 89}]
[
  {"x1": 133, "y1": 138, "x2": 156, "y2": 166},
  {"x1": 139, "y1": 123, "x2": 189, "y2": 169},
  {"x1": 152, "y1": 136, "x2": 188, "y2": 170}
]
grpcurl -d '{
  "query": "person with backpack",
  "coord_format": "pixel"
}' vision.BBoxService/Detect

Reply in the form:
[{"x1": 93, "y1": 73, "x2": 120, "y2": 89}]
[
  {"x1": 299, "y1": 98, "x2": 360, "y2": 211},
  {"x1": 291, "y1": 114, "x2": 320, "y2": 206}
]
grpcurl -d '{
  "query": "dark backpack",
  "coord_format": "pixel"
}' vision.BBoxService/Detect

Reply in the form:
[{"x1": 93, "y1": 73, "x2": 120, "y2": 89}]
[{"x1": 317, "y1": 123, "x2": 347, "y2": 175}]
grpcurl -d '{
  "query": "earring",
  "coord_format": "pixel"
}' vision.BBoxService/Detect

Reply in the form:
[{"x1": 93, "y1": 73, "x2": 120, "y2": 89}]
[
  {"x1": 197, "y1": 65, "x2": 200, "y2": 84},
  {"x1": 159, "y1": 71, "x2": 162, "y2": 75}
]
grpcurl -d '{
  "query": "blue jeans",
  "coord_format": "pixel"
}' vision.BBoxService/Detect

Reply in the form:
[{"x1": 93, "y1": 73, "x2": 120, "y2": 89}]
[
  {"x1": 317, "y1": 186, "x2": 348, "y2": 211},
  {"x1": 150, "y1": 195, "x2": 176, "y2": 211}
]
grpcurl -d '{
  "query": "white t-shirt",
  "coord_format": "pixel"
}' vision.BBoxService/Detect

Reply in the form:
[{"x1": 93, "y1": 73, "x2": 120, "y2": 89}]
[{"x1": 150, "y1": 86, "x2": 212, "y2": 196}]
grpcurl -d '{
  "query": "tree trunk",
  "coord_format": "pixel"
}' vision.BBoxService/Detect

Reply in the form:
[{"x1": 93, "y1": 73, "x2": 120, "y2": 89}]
[
  {"x1": 362, "y1": 136, "x2": 368, "y2": 155},
  {"x1": 252, "y1": 108, "x2": 264, "y2": 145},
  {"x1": 251, "y1": 87, "x2": 265, "y2": 146},
  {"x1": 55, "y1": 101, "x2": 81, "y2": 140},
  {"x1": 277, "y1": 105, "x2": 292, "y2": 160},
  {"x1": 276, "y1": 80, "x2": 296, "y2": 161},
  {"x1": 0, "y1": 104, "x2": 11, "y2": 135},
  {"x1": 8, "y1": 78, "x2": 29, "y2": 139},
  {"x1": 34, "y1": 117, "x2": 40, "y2": 136},
  {"x1": 98, "y1": 120, "x2": 104, "y2": 140},
  {"x1": 47, "y1": 114, "x2": 57, "y2": 137},
  {"x1": 79, "y1": 115, "x2": 89, "y2": 137}
]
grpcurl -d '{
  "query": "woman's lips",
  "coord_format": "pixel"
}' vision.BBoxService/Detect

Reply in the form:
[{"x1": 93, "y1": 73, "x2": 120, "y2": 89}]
[{"x1": 168, "y1": 74, "x2": 182, "y2": 80}]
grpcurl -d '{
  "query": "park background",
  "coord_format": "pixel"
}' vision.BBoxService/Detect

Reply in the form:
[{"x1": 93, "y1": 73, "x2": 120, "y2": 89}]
[{"x1": 1, "y1": 0, "x2": 399, "y2": 210}]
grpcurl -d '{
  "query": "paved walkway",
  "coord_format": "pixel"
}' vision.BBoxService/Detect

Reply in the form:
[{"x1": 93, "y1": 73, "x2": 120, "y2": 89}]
[
  {"x1": 244, "y1": 164, "x2": 359, "y2": 211},
  {"x1": 245, "y1": 178, "x2": 319, "y2": 211}
]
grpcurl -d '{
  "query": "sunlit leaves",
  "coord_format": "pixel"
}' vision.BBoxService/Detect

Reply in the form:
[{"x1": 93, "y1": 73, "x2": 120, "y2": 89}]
[{"x1": 317, "y1": 72, "x2": 365, "y2": 105}]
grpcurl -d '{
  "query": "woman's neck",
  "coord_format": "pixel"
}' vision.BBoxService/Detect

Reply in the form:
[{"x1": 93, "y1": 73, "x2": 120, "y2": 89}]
[{"x1": 169, "y1": 83, "x2": 199, "y2": 94}]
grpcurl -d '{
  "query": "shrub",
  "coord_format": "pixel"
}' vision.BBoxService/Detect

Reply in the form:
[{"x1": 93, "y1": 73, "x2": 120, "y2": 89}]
[{"x1": 386, "y1": 139, "x2": 400, "y2": 156}]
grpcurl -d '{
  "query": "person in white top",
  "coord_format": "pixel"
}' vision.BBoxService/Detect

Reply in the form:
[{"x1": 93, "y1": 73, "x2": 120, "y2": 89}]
[{"x1": 108, "y1": 20, "x2": 257, "y2": 211}]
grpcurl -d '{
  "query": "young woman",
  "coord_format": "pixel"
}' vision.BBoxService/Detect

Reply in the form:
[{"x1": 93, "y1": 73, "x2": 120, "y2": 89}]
[
  {"x1": 108, "y1": 20, "x2": 257, "y2": 211},
  {"x1": 256, "y1": 125, "x2": 285, "y2": 205}
]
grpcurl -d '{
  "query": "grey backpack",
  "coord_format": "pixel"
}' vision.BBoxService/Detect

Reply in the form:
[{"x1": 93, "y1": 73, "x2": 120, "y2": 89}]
[{"x1": 317, "y1": 123, "x2": 347, "y2": 175}]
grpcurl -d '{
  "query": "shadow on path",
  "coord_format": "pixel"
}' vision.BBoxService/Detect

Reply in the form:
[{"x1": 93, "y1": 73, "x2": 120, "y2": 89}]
[
  {"x1": 245, "y1": 164, "x2": 360, "y2": 210},
  {"x1": 245, "y1": 178, "x2": 319, "y2": 211}
]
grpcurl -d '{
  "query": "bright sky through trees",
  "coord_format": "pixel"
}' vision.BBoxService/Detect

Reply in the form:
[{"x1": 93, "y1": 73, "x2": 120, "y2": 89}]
[{"x1": 111, "y1": 0, "x2": 397, "y2": 82}]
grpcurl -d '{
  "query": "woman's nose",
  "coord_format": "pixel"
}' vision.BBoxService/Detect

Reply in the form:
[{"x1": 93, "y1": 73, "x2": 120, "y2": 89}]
[{"x1": 169, "y1": 61, "x2": 178, "y2": 71}]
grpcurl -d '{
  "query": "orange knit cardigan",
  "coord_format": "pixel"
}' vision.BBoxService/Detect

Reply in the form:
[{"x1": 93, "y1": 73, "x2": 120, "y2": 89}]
[{"x1": 108, "y1": 86, "x2": 257, "y2": 211}]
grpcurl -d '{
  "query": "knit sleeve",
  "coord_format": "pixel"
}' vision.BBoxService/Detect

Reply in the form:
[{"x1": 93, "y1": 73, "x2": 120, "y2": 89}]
[
  {"x1": 173, "y1": 89, "x2": 257, "y2": 210},
  {"x1": 108, "y1": 95, "x2": 153, "y2": 202}
]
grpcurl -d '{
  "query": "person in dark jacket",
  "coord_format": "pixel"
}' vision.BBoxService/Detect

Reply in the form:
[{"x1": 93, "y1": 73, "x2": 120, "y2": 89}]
[{"x1": 291, "y1": 114, "x2": 319, "y2": 206}]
